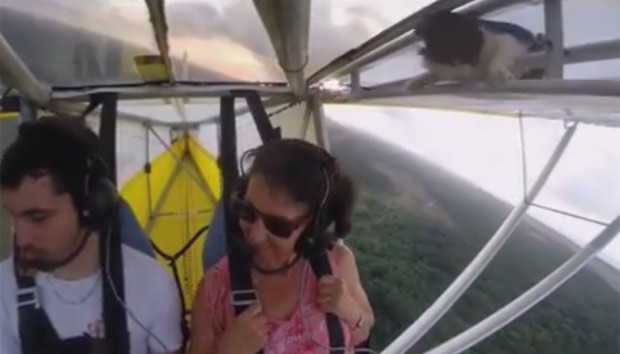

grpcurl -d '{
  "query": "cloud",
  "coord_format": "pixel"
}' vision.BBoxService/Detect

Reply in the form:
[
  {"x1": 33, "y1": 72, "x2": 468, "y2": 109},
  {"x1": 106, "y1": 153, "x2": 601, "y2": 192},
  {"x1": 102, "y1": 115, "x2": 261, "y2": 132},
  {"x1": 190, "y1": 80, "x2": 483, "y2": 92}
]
[
  {"x1": 325, "y1": 104, "x2": 620, "y2": 267},
  {"x1": 533, "y1": 124, "x2": 620, "y2": 222},
  {"x1": 166, "y1": 0, "x2": 386, "y2": 74},
  {"x1": 0, "y1": 0, "x2": 396, "y2": 84}
]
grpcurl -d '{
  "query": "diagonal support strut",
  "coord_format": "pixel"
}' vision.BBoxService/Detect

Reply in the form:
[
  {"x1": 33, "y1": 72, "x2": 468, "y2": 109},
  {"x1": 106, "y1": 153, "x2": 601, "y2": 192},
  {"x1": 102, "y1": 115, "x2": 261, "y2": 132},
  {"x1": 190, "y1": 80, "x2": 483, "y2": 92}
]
[{"x1": 381, "y1": 123, "x2": 578, "y2": 354}]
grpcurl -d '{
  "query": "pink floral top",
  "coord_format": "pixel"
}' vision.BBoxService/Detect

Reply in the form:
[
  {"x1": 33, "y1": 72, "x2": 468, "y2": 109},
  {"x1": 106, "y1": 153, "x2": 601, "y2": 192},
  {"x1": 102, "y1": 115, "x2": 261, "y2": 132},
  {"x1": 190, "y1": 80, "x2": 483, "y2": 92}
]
[{"x1": 200, "y1": 251, "x2": 354, "y2": 353}]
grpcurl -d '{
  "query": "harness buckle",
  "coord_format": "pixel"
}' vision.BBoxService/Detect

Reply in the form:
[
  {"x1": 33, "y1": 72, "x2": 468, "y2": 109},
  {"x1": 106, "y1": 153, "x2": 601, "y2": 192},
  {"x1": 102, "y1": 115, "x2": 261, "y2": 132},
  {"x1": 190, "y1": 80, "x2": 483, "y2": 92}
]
[
  {"x1": 17, "y1": 287, "x2": 40, "y2": 309},
  {"x1": 230, "y1": 289, "x2": 258, "y2": 307}
]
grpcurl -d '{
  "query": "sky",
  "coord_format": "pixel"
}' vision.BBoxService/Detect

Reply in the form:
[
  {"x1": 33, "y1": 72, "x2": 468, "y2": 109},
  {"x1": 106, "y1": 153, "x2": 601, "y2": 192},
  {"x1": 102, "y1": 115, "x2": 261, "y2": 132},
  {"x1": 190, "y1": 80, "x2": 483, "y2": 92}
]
[{"x1": 324, "y1": 105, "x2": 620, "y2": 269}]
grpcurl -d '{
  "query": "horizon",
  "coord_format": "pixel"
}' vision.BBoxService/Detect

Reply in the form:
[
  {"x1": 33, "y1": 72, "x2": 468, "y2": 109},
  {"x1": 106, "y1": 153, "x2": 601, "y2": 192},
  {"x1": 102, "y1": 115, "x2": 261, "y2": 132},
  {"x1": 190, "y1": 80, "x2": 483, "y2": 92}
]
[{"x1": 325, "y1": 104, "x2": 620, "y2": 270}]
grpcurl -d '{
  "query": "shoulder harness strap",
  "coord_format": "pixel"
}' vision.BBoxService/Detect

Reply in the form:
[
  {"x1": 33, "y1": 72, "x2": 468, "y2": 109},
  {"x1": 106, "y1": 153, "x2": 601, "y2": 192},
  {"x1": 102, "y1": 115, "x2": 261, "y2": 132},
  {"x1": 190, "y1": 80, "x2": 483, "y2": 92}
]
[
  {"x1": 14, "y1": 258, "x2": 62, "y2": 354},
  {"x1": 14, "y1": 222, "x2": 131, "y2": 354},
  {"x1": 100, "y1": 219, "x2": 131, "y2": 354},
  {"x1": 308, "y1": 249, "x2": 347, "y2": 354}
]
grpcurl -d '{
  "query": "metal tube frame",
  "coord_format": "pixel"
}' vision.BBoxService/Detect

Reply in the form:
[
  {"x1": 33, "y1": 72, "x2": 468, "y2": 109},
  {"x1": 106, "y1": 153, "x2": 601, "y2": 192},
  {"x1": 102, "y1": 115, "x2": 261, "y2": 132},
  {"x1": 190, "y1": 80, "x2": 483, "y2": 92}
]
[
  {"x1": 19, "y1": 97, "x2": 37, "y2": 121},
  {"x1": 253, "y1": 0, "x2": 310, "y2": 98},
  {"x1": 462, "y1": 0, "x2": 535, "y2": 17},
  {"x1": 328, "y1": 79, "x2": 620, "y2": 104},
  {"x1": 381, "y1": 123, "x2": 578, "y2": 354},
  {"x1": 152, "y1": 209, "x2": 213, "y2": 218},
  {"x1": 171, "y1": 98, "x2": 187, "y2": 124},
  {"x1": 0, "y1": 32, "x2": 51, "y2": 105},
  {"x1": 332, "y1": 32, "x2": 420, "y2": 80},
  {"x1": 519, "y1": 39, "x2": 620, "y2": 71},
  {"x1": 423, "y1": 214, "x2": 620, "y2": 354},
  {"x1": 145, "y1": 0, "x2": 175, "y2": 83},
  {"x1": 340, "y1": 38, "x2": 620, "y2": 97},
  {"x1": 145, "y1": 154, "x2": 184, "y2": 233},
  {"x1": 350, "y1": 70, "x2": 362, "y2": 93},
  {"x1": 529, "y1": 202, "x2": 610, "y2": 227},
  {"x1": 308, "y1": 0, "x2": 480, "y2": 84},
  {"x1": 309, "y1": 91, "x2": 330, "y2": 151},
  {"x1": 147, "y1": 125, "x2": 211, "y2": 196},
  {"x1": 185, "y1": 149, "x2": 219, "y2": 205},
  {"x1": 50, "y1": 83, "x2": 292, "y2": 101},
  {"x1": 189, "y1": 95, "x2": 293, "y2": 127},
  {"x1": 544, "y1": 0, "x2": 565, "y2": 79},
  {"x1": 310, "y1": 0, "x2": 538, "y2": 83},
  {"x1": 299, "y1": 102, "x2": 312, "y2": 139}
]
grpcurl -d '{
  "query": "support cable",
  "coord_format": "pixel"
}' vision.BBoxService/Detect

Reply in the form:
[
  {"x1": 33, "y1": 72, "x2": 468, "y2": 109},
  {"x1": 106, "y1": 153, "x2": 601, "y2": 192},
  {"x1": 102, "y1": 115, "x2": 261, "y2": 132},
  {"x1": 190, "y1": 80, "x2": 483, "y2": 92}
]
[
  {"x1": 422, "y1": 214, "x2": 620, "y2": 354},
  {"x1": 381, "y1": 123, "x2": 578, "y2": 354}
]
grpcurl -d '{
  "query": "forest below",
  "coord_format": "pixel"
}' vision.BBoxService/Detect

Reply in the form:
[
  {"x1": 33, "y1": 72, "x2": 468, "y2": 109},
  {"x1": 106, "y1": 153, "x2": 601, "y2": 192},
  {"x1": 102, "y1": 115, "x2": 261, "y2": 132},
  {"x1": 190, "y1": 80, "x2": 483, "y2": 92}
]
[{"x1": 327, "y1": 121, "x2": 620, "y2": 354}]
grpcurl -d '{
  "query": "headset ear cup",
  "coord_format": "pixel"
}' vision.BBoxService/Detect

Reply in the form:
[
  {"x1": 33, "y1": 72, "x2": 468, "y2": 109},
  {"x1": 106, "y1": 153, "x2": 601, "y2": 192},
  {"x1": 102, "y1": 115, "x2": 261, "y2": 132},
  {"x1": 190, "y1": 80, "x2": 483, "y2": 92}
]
[{"x1": 82, "y1": 177, "x2": 119, "y2": 230}]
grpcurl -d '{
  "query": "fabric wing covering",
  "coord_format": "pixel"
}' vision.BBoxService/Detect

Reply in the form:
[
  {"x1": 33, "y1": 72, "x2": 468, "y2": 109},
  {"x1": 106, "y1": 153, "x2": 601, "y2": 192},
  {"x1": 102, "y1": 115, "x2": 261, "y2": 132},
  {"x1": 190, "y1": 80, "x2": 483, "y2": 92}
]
[{"x1": 119, "y1": 133, "x2": 221, "y2": 313}]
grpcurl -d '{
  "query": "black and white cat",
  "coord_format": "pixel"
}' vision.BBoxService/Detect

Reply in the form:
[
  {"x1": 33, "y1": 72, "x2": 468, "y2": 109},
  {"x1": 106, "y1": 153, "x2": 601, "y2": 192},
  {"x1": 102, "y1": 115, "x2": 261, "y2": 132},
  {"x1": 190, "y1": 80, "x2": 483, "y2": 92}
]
[{"x1": 407, "y1": 10, "x2": 551, "y2": 89}]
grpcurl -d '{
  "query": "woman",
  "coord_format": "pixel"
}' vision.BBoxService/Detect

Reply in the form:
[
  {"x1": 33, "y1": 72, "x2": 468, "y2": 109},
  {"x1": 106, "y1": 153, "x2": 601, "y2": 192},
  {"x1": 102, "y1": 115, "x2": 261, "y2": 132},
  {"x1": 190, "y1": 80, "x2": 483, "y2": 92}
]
[{"x1": 189, "y1": 138, "x2": 374, "y2": 354}]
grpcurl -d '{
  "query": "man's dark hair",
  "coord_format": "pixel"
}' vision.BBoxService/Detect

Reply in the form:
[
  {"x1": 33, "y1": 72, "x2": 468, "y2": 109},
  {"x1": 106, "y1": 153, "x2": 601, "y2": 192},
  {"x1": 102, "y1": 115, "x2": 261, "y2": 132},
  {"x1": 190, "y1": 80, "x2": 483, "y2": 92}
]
[
  {"x1": 245, "y1": 138, "x2": 356, "y2": 240},
  {"x1": 0, "y1": 115, "x2": 106, "y2": 212}
]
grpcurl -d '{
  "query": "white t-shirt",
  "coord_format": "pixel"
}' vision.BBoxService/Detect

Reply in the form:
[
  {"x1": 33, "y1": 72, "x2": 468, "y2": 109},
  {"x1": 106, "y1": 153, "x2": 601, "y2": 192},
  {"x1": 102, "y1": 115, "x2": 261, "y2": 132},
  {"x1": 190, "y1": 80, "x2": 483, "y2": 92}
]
[{"x1": 0, "y1": 245, "x2": 183, "y2": 354}]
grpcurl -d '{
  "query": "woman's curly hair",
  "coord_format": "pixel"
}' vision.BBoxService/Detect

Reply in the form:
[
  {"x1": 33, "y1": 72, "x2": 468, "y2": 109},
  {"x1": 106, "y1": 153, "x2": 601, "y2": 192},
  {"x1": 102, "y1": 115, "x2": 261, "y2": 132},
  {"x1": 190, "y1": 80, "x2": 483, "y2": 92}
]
[{"x1": 244, "y1": 138, "x2": 356, "y2": 244}]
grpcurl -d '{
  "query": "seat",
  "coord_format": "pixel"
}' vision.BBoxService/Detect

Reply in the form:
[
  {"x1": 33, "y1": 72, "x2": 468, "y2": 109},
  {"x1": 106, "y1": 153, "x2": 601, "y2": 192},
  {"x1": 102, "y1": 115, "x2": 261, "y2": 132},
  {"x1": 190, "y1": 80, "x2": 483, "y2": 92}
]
[
  {"x1": 118, "y1": 198, "x2": 155, "y2": 258},
  {"x1": 201, "y1": 199, "x2": 228, "y2": 270}
]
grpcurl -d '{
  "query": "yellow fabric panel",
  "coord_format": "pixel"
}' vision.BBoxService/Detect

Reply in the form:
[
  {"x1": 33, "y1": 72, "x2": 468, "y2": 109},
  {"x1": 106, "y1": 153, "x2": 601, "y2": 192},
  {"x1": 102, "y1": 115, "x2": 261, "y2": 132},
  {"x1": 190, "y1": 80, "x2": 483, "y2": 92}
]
[
  {"x1": 187, "y1": 136, "x2": 222, "y2": 201},
  {"x1": 0, "y1": 112, "x2": 20, "y2": 120},
  {"x1": 147, "y1": 156, "x2": 213, "y2": 308},
  {"x1": 120, "y1": 137, "x2": 183, "y2": 225},
  {"x1": 119, "y1": 134, "x2": 220, "y2": 311}
]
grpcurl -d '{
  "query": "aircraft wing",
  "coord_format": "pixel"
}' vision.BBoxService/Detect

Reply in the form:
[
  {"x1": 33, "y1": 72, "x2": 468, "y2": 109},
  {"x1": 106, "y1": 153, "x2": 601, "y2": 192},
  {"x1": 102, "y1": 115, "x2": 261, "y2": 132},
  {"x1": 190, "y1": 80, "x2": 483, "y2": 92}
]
[{"x1": 324, "y1": 80, "x2": 620, "y2": 128}]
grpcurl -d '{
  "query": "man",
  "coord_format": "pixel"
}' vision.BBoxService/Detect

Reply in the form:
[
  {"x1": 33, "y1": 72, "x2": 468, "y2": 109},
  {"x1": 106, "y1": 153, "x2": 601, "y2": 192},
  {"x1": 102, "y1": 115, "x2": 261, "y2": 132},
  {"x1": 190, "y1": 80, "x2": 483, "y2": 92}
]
[{"x1": 0, "y1": 115, "x2": 183, "y2": 354}]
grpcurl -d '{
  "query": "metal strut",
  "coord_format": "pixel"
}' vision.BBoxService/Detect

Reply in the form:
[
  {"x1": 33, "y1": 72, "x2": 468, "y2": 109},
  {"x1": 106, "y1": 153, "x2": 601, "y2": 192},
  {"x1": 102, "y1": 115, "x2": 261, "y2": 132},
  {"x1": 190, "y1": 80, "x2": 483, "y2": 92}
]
[
  {"x1": 309, "y1": 92, "x2": 331, "y2": 151},
  {"x1": 544, "y1": 0, "x2": 564, "y2": 79},
  {"x1": 423, "y1": 214, "x2": 620, "y2": 354},
  {"x1": 381, "y1": 123, "x2": 578, "y2": 354}
]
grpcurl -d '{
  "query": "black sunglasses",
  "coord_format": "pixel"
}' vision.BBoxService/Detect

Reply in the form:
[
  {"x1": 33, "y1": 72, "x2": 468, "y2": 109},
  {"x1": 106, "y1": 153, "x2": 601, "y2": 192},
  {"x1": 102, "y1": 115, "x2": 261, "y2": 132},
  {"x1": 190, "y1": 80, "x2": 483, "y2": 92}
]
[{"x1": 230, "y1": 195, "x2": 308, "y2": 238}]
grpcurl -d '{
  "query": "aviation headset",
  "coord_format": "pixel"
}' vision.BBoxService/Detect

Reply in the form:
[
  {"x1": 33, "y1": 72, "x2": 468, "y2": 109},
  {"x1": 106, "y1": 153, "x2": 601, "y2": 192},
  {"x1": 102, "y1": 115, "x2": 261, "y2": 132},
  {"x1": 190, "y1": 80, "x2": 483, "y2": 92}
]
[
  {"x1": 78, "y1": 153, "x2": 119, "y2": 232},
  {"x1": 230, "y1": 145, "x2": 336, "y2": 257}
]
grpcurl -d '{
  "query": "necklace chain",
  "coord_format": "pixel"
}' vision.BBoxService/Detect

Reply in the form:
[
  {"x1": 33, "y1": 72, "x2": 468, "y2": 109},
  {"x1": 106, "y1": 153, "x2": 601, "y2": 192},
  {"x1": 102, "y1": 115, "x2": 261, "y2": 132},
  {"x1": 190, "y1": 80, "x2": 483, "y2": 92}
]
[{"x1": 46, "y1": 272, "x2": 101, "y2": 305}]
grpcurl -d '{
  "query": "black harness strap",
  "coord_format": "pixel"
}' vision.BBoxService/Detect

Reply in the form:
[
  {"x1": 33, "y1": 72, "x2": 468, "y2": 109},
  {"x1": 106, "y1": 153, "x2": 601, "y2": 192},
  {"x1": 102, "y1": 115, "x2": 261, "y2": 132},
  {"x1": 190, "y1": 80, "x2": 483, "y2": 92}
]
[
  {"x1": 308, "y1": 248, "x2": 347, "y2": 354},
  {"x1": 219, "y1": 95, "x2": 255, "y2": 314},
  {"x1": 79, "y1": 94, "x2": 105, "y2": 121},
  {"x1": 14, "y1": 255, "x2": 59, "y2": 354},
  {"x1": 219, "y1": 95, "x2": 262, "y2": 354},
  {"x1": 99, "y1": 93, "x2": 130, "y2": 354},
  {"x1": 14, "y1": 223, "x2": 120, "y2": 354},
  {"x1": 241, "y1": 90, "x2": 281, "y2": 142}
]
